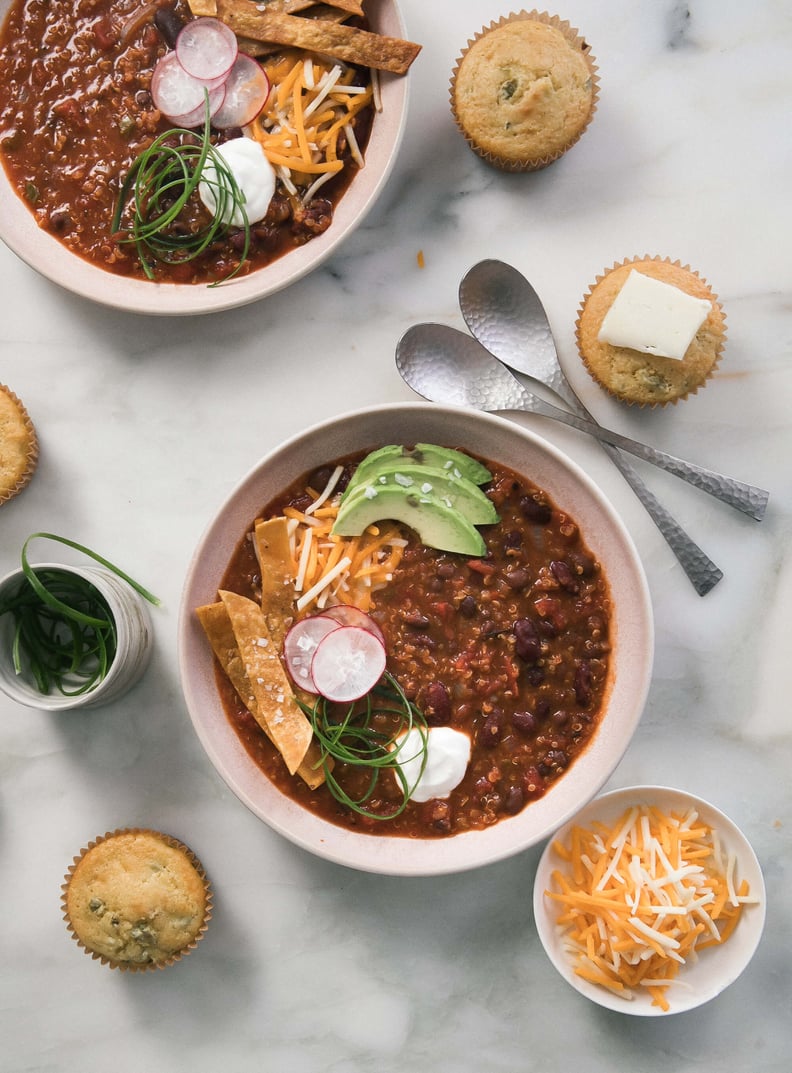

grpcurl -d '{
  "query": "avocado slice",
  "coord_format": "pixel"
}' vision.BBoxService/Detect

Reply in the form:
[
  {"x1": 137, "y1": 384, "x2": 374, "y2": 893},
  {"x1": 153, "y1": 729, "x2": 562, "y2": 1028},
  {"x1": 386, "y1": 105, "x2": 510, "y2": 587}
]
[
  {"x1": 342, "y1": 462, "x2": 498, "y2": 525},
  {"x1": 342, "y1": 443, "x2": 492, "y2": 502},
  {"x1": 332, "y1": 486, "x2": 487, "y2": 557}
]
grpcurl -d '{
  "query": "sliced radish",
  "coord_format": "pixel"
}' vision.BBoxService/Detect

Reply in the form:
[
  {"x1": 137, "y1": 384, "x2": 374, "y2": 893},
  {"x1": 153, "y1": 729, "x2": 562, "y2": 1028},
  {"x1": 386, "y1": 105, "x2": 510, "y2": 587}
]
[
  {"x1": 311, "y1": 625, "x2": 387, "y2": 704},
  {"x1": 283, "y1": 616, "x2": 341, "y2": 693},
  {"x1": 162, "y1": 83, "x2": 226, "y2": 129},
  {"x1": 151, "y1": 51, "x2": 208, "y2": 120},
  {"x1": 175, "y1": 17, "x2": 238, "y2": 84},
  {"x1": 319, "y1": 605, "x2": 385, "y2": 646},
  {"x1": 211, "y1": 53, "x2": 270, "y2": 130}
]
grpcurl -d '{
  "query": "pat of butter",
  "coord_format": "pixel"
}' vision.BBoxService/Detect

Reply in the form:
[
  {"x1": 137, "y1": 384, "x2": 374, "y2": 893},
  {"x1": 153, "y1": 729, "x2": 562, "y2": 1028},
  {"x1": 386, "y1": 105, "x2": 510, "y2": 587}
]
[{"x1": 597, "y1": 269, "x2": 712, "y2": 360}]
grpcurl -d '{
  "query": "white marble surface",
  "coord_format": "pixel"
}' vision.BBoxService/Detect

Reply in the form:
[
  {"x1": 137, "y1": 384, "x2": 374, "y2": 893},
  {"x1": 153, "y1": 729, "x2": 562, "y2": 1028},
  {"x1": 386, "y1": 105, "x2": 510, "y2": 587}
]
[{"x1": 1, "y1": 1, "x2": 790, "y2": 1070}]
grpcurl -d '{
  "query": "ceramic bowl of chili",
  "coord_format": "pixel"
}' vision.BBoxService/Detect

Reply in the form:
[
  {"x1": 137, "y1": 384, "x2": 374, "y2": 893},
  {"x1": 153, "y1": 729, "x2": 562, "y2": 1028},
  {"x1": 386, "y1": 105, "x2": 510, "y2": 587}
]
[
  {"x1": 178, "y1": 402, "x2": 654, "y2": 876},
  {"x1": 0, "y1": 0, "x2": 410, "y2": 315}
]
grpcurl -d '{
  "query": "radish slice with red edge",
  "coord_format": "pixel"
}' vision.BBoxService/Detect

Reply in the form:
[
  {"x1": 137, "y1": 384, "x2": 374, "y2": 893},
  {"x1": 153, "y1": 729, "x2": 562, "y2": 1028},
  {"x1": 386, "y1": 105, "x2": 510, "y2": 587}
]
[
  {"x1": 151, "y1": 51, "x2": 209, "y2": 120},
  {"x1": 283, "y1": 616, "x2": 342, "y2": 694},
  {"x1": 211, "y1": 53, "x2": 270, "y2": 130},
  {"x1": 175, "y1": 17, "x2": 238, "y2": 84},
  {"x1": 319, "y1": 605, "x2": 385, "y2": 646},
  {"x1": 161, "y1": 83, "x2": 226, "y2": 129},
  {"x1": 311, "y1": 625, "x2": 387, "y2": 704}
]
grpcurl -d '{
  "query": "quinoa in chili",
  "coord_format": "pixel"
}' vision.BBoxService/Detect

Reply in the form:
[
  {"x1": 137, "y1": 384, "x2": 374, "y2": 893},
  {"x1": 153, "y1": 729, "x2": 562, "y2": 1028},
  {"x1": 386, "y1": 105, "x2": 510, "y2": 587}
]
[
  {"x1": 216, "y1": 450, "x2": 613, "y2": 838},
  {"x1": 0, "y1": 0, "x2": 373, "y2": 283}
]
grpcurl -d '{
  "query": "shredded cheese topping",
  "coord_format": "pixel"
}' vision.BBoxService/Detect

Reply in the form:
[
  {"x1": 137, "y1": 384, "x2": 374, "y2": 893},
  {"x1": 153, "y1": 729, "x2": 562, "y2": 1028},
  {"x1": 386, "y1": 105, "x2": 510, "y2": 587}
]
[
  {"x1": 546, "y1": 804, "x2": 758, "y2": 1011},
  {"x1": 246, "y1": 49, "x2": 375, "y2": 205},
  {"x1": 281, "y1": 474, "x2": 407, "y2": 614}
]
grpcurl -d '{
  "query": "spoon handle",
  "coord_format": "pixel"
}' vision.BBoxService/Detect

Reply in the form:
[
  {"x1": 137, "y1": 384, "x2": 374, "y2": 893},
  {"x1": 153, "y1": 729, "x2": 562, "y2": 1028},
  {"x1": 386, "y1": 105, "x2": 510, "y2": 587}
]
[{"x1": 516, "y1": 390, "x2": 768, "y2": 521}]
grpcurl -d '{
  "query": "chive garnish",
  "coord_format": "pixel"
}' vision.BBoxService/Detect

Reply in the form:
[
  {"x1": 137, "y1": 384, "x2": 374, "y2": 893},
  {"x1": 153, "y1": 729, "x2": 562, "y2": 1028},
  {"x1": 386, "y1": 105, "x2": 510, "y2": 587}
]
[
  {"x1": 111, "y1": 98, "x2": 250, "y2": 284},
  {"x1": 298, "y1": 672, "x2": 429, "y2": 820},
  {"x1": 0, "y1": 533, "x2": 159, "y2": 697}
]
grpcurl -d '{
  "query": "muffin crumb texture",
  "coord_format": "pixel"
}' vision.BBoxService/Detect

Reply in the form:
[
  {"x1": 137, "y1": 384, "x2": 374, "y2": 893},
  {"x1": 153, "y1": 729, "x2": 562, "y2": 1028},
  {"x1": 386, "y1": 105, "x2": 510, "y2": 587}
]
[
  {"x1": 576, "y1": 258, "x2": 726, "y2": 406},
  {"x1": 452, "y1": 13, "x2": 597, "y2": 171},
  {"x1": 64, "y1": 830, "x2": 209, "y2": 968},
  {"x1": 0, "y1": 384, "x2": 38, "y2": 504}
]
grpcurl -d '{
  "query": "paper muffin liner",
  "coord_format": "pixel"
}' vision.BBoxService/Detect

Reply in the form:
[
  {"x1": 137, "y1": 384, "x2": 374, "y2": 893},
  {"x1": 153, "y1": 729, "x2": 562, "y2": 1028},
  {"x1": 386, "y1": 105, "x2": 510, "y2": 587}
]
[
  {"x1": 0, "y1": 383, "x2": 38, "y2": 505},
  {"x1": 575, "y1": 255, "x2": 727, "y2": 408},
  {"x1": 62, "y1": 827, "x2": 213, "y2": 972},
  {"x1": 450, "y1": 10, "x2": 599, "y2": 173}
]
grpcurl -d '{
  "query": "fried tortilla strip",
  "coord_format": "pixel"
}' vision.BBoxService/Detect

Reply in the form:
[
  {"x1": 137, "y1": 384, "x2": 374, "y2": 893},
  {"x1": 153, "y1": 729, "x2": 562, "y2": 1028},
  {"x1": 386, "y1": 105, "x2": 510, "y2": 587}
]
[
  {"x1": 254, "y1": 516, "x2": 297, "y2": 649},
  {"x1": 188, "y1": 0, "x2": 218, "y2": 16},
  {"x1": 260, "y1": 0, "x2": 364, "y2": 14},
  {"x1": 216, "y1": 0, "x2": 421, "y2": 74},
  {"x1": 196, "y1": 600, "x2": 326, "y2": 788}
]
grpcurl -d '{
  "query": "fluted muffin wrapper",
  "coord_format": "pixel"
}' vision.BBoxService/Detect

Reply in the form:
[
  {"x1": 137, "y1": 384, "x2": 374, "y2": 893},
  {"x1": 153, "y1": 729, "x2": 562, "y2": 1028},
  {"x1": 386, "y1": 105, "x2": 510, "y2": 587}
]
[
  {"x1": 62, "y1": 827, "x2": 213, "y2": 972},
  {"x1": 0, "y1": 383, "x2": 38, "y2": 505},
  {"x1": 575, "y1": 255, "x2": 727, "y2": 407},
  {"x1": 450, "y1": 10, "x2": 599, "y2": 173}
]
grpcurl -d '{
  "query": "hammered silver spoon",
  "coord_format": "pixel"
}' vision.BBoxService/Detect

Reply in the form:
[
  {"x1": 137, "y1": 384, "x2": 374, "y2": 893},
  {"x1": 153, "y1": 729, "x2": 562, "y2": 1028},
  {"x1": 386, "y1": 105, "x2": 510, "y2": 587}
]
[
  {"x1": 459, "y1": 259, "x2": 768, "y2": 523},
  {"x1": 396, "y1": 322, "x2": 726, "y2": 595}
]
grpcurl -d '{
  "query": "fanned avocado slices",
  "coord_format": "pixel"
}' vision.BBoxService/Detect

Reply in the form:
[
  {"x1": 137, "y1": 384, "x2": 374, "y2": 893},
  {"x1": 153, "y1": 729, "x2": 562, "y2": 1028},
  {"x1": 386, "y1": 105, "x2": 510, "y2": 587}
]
[{"x1": 332, "y1": 443, "x2": 497, "y2": 556}]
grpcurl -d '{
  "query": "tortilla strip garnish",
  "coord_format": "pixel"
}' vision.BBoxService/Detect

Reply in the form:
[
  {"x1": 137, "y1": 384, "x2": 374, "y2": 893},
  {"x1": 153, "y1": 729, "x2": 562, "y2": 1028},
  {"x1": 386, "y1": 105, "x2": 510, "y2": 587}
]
[
  {"x1": 217, "y1": 590, "x2": 314, "y2": 777},
  {"x1": 196, "y1": 600, "x2": 326, "y2": 788},
  {"x1": 216, "y1": 0, "x2": 421, "y2": 74},
  {"x1": 254, "y1": 516, "x2": 297, "y2": 648},
  {"x1": 188, "y1": 0, "x2": 218, "y2": 16}
]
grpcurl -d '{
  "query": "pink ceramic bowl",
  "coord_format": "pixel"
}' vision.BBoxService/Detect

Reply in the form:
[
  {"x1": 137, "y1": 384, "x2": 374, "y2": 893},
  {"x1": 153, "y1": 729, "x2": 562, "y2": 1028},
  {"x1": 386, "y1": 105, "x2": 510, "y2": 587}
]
[
  {"x1": 178, "y1": 403, "x2": 654, "y2": 875},
  {"x1": 0, "y1": 0, "x2": 409, "y2": 315}
]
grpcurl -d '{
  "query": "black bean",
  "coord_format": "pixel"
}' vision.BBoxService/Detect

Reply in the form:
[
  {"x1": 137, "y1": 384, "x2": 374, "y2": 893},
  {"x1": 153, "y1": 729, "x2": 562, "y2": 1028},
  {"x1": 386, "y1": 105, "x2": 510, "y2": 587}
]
[
  {"x1": 459, "y1": 594, "x2": 477, "y2": 618},
  {"x1": 480, "y1": 708, "x2": 503, "y2": 747},
  {"x1": 505, "y1": 567, "x2": 530, "y2": 591},
  {"x1": 154, "y1": 6, "x2": 184, "y2": 48}
]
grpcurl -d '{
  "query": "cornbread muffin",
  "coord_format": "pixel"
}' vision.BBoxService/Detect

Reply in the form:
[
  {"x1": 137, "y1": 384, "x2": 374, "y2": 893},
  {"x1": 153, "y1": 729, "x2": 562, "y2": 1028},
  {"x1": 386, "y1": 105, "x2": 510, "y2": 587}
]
[
  {"x1": 450, "y1": 11, "x2": 598, "y2": 172},
  {"x1": 63, "y1": 829, "x2": 211, "y2": 971},
  {"x1": 576, "y1": 257, "x2": 726, "y2": 406},
  {"x1": 0, "y1": 383, "x2": 38, "y2": 504}
]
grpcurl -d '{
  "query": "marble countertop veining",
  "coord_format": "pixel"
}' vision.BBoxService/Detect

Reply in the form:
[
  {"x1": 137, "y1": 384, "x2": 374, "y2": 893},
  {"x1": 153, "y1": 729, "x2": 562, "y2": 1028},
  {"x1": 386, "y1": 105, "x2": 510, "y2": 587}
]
[{"x1": 1, "y1": 1, "x2": 791, "y2": 1070}]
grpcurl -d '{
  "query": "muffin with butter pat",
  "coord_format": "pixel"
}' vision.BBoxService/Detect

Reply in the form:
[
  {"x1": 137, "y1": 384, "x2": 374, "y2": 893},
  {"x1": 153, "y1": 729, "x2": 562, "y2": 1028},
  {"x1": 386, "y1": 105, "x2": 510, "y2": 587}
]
[{"x1": 575, "y1": 256, "x2": 726, "y2": 406}]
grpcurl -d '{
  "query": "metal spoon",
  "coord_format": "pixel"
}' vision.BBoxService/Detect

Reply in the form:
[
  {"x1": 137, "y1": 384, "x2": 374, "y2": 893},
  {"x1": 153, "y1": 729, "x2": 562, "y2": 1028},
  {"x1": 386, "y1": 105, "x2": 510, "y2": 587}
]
[
  {"x1": 459, "y1": 261, "x2": 768, "y2": 522},
  {"x1": 396, "y1": 322, "x2": 724, "y2": 595}
]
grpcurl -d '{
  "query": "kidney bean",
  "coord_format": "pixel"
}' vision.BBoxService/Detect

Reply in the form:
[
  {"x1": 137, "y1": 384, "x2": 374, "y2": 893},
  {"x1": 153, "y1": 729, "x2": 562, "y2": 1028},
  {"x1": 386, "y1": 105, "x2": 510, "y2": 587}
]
[
  {"x1": 504, "y1": 785, "x2": 524, "y2": 814},
  {"x1": 574, "y1": 661, "x2": 593, "y2": 707},
  {"x1": 513, "y1": 617, "x2": 541, "y2": 662},
  {"x1": 550, "y1": 559, "x2": 580, "y2": 593},
  {"x1": 512, "y1": 710, "x2": 537, "y2": 734},
  {"x1": 523, "y1": 766, "x2": 546, "y2": 798},
  {"x1": 422, "y1": 680, "x2": 451, "y2": 725},
  {"x1": 479, "y1": 708, "x2": 503, "y2": 747},
  {"x1": 519, "y1": 494, "x2": 552, "y2": 524},
  {"x1": 505, "y1": 567, "x2": 530, "y2": 591}
]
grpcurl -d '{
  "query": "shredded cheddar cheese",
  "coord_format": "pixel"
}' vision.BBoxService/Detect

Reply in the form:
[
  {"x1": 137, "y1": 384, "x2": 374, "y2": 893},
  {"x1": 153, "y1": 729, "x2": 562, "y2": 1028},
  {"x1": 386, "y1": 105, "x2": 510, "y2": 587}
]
[
  {"x1": 279, "y1": 470, "x2": 407, "y2": 614},
  {"x1": 546, "y1": 804, "x2": 758, "y2": 1010},
  {"x1": 247, "y1": 49, "x2": 375, "y2": 205}
]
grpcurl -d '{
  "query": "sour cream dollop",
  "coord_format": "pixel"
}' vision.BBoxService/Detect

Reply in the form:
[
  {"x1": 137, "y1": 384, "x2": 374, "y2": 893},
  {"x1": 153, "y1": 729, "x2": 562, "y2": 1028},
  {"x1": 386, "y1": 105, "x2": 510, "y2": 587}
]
[
  {"x1": 394, "y1": 726, "x2": 471, "y2": 803},
  {"x1": 198, "y1": 137, "x2": 275, "y2": 227}
]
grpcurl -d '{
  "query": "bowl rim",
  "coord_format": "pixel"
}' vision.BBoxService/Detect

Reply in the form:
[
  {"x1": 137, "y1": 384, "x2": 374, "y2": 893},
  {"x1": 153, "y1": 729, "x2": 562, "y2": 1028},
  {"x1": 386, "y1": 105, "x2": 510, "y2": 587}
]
[
  {"x1": 0, "y1": 0, "x2": 409, "y2": 316},
  {"x1": 532, "y1": 783, "x2": 767, "y2": 1015},
  {"x1": 178, "y1": 401, "x2": 654, "y2": 875}
]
